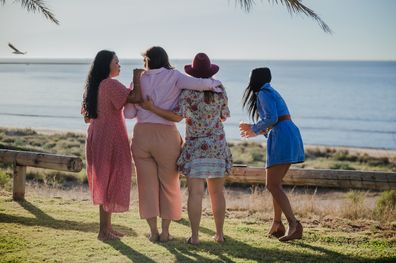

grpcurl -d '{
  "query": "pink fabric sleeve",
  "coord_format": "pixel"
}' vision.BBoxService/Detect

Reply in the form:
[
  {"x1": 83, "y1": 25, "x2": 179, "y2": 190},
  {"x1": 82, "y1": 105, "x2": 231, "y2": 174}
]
[
  {"x1": 175, "y1": 70, "x2": 223, "y2": 93},
  {"x1": 106, "y1": 79, "x2": 130, "y2": 110},
  {"x1": 124, "y1": 103, "x2": 137, "y2": 119}
]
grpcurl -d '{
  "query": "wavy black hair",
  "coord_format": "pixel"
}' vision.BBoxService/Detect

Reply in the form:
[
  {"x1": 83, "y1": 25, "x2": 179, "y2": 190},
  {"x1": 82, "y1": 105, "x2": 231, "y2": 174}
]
[
  {"x1": 82, "y1": 50, "x2": 115, "y2": 119},
  {"x1": 143, "y1": 46, "x2": 174, "y2": 70},
  {"x1": 242, "y1": 67, "x2": 272, "y2": 121}
]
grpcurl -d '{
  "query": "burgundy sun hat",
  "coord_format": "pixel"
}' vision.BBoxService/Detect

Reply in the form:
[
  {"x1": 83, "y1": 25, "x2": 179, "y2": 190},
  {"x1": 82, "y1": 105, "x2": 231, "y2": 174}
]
[{"x1": 184, "y1": 53, "x2": 219, "y2": 78}]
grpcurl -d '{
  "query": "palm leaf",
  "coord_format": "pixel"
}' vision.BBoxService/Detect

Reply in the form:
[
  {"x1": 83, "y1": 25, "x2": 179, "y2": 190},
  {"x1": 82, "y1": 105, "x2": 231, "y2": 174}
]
[
  {"x1": 235, "y1": 0, "x2": 332, "y2": 33},
  {"x1": 1, "y1": 0, "x2": 59, "y2": 25}
]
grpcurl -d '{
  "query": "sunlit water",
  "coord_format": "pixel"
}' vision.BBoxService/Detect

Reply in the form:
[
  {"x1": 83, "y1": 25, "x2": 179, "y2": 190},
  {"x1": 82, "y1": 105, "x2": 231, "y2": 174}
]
[{"x1": 1, "y1": 59, "x2": 395, "y2": 149}]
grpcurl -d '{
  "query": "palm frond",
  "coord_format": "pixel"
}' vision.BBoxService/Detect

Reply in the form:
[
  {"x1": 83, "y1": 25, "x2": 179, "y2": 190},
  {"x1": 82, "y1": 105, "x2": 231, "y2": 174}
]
[
  {"x1": 235, "y1": 0, "x2": 256, "y2": 11},
  {"x1": 0, "y1": 0, "x2": 59, "y2": 24},
  {"x1": 235, "y1": 0, "x2": 332, "y2": 33},
  {"x1": 20, "y1": 0, "x2": 59, "y2": 24}
]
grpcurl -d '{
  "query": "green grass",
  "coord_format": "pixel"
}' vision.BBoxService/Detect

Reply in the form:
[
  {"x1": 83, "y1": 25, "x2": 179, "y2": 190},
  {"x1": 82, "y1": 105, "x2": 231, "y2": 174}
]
[{"x1": 0, "y1": 189, "x2": 395, "y2": 263}]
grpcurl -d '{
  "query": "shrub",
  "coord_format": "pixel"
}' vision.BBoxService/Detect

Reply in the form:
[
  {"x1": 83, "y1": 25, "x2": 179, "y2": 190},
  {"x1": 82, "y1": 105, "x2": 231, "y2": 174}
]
[
  {"x1": 341, "y1": 190, "x2": 368, "y2": 219},
  {"x1": 330, "y1": 162, "x2": 355, "y2": 170},
  {"x1": 251, "y1": 152, "x2": 264, "y2": 162},
  {"x1": 333, "y1": 150, "x2": 358, "y2": 162},
  {"x1": 305, "y1": 148, "x2": 331, "y2": 159},
  {"x1": 374, "y1": 190, "x2": 396, "y2": 221},
  {"x1": 0, "y1": 170, "x2": 10, "y2": 187},
  {"x1": 4, "y1": 128, "x2": 37, "y2": 136}
]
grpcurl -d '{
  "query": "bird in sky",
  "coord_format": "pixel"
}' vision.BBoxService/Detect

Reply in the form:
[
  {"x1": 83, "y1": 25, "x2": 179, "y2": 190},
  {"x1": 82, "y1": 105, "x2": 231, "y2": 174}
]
[{"x1": 8, "y1": 43, "x2": 27, "y2": 55}]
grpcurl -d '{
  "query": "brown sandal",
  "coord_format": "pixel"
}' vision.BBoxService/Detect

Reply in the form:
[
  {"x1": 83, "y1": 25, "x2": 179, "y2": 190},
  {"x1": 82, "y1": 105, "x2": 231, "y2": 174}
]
[{"x1": 279, "y1": 221, "x2": 303, "y2": 242}]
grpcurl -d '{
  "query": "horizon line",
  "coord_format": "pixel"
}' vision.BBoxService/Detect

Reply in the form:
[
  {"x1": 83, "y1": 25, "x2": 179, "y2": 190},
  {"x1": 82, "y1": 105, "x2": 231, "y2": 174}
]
[{"x1": 1, "y1": 57, "x2": 395, "y2": 64}]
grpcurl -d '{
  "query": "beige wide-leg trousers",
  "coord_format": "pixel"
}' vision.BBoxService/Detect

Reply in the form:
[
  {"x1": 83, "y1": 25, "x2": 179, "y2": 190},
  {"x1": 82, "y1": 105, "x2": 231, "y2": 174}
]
[{"x1": 131, "y1": 123, "x2": 182, "y2": 220}]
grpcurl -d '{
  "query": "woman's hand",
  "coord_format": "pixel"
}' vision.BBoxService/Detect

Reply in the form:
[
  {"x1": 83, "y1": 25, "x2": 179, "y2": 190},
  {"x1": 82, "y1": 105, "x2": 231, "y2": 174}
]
[
  {"x1": 133, "y1": 68, "x2": 144, "y2": 85},
  {"x1": 140, "y1": 96, "x2": 155, "y2": 111},
  {"x1": 239, "y1": 122, "x2": 257, "y2": 138},
  {"x1": 127, "y1": 68, "x2": 145, "y2": 104}
]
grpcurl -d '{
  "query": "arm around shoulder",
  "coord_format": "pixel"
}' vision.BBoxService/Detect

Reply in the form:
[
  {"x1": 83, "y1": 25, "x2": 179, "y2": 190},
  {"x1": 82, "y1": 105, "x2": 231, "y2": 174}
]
[
  {"x1": 140, "y1": 96, "x2": 183, "y2": 122},
  {"x1": 176, "y1": 70, "x2": 222, "y2": 92}
]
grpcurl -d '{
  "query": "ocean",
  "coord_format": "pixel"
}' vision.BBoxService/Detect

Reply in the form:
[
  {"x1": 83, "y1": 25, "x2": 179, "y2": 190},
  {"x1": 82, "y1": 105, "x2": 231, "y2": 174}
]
[{"x1": 0, "y1": 59, "x2": 395, "y2": 149}]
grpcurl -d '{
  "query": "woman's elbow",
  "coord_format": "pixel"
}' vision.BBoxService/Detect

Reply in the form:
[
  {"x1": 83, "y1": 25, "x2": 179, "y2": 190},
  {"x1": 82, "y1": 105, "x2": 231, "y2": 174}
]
[
  {"x1": 263, "y1": 114, "x2": 277, "y2": 126},
  {"x1": 270, "y1": 116, "x2": 278, "y2": 125},
  {"x1": 127, "y1": 94, "x2": 142, "y2": 104}
]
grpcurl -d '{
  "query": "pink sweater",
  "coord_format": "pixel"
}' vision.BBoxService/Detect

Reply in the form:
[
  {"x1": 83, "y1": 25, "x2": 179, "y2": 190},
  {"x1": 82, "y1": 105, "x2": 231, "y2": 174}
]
[{"x1": 124, "y1": 67, "x2": 222, "y2": 125}]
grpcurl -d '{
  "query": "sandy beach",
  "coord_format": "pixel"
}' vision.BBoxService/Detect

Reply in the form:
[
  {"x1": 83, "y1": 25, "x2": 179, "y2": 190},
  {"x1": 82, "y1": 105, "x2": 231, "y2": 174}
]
[{"x1": 9, "y1": 126, "x2": 396, "y2": 159}]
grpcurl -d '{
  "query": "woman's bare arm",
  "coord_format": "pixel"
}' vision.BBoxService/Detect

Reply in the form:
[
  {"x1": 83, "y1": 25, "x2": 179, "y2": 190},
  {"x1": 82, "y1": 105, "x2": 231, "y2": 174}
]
[
  {"x1": 127, "y1": 69, "x2": 144, "y2": 103},
  {"x1": 140, "y1": 96, "x2": 183, "y2": 122},
  {"x1": 126, "y1": 84, "x2": 142, "y2": 103}
]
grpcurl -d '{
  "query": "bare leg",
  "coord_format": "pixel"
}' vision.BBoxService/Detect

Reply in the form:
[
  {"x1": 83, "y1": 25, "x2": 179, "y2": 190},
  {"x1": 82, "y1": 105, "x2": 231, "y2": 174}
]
[
  {"x1": 266, "y1": 164, "x2": 299, "y2": 235},
  {"x1": 98, "y1": 205, "x2": 118, "y2": 241},
  {"x1": 159, "y1": 219, "x2": 173, "y2": 242},
  {"x1": 267, "y1": 197, "x2": 285, "y2": 237},
  {"x1": 267, "y1": 165, "x2": 288, "y2": 237},
  {"x1": 207, "y1": 177, "x2": 225, "y2": 243},
  {"x1": 187, "y1": 178, "x2": 205, "y2": 245},
  {"x1": 146, "y1": 217, "x2": 160, "y2": 242}
]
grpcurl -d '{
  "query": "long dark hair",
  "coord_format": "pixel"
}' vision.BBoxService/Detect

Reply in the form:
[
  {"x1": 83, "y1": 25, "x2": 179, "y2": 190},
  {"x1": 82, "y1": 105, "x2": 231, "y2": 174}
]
[
  {"x1": 82, "y1": 50, "x2": 115, "y2": 119},
  {"x1": 143, "y1": 46, "x2": 174, "y2": 70},
  {"x1": 242, "y1": 67, "x2": 272, "y2": 121}
]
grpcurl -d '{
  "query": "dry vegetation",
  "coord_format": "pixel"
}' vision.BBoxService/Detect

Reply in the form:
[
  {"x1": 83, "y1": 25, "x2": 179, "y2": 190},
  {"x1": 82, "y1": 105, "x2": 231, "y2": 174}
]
[{"x1": 1, "y1": 128, "x2": 396, "y2": 262}]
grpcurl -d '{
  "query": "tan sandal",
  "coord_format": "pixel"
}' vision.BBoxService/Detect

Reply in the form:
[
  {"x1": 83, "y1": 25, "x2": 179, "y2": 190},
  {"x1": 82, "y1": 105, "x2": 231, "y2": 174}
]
[{"x1": 279, "y1": 221, "x2": 303, "y2": 242}]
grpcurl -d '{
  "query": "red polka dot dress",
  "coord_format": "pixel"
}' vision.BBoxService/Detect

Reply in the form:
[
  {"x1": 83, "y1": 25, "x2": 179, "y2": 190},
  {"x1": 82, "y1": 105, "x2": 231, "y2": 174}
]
[{"x1": 85, "y1": 79, "x2": 132, "y2": 213}]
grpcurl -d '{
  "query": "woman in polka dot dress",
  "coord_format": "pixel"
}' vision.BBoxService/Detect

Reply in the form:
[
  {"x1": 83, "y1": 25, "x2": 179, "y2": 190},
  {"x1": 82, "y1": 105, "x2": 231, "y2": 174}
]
[{"x1": 82, "y1": 50, "x2": 142, "y2": 241}]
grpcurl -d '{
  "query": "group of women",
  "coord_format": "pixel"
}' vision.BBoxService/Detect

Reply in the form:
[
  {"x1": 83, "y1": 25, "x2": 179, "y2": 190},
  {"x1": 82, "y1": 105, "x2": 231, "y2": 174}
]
[{"x1": 81, "y1": 46, "x2": 305, "y2": 244}]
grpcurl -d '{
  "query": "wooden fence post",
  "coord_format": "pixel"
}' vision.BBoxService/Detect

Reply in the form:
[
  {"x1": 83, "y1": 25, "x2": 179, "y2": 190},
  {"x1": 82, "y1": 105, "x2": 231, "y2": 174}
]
[{"x1": 13, "y1": 164, "x2": 26, "y2": 201}]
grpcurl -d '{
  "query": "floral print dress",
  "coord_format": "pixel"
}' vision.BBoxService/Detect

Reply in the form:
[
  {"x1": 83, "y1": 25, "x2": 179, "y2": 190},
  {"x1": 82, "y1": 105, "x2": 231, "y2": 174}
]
[{"x1": 174, "y1": 89, "x2": 233, "y2": 178}]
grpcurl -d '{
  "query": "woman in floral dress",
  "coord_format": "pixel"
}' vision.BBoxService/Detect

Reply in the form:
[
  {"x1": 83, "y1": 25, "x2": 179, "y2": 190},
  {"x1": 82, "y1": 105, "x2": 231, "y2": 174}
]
[{"x1": 141, "y1": 53, "x2": 232, "y2": 245}]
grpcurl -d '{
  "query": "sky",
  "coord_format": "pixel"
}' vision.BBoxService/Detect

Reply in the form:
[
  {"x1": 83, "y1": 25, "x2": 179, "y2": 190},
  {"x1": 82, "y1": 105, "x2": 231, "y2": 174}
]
[{"x1": 0, "y1": 0, "x2": 395, "y2": 60}]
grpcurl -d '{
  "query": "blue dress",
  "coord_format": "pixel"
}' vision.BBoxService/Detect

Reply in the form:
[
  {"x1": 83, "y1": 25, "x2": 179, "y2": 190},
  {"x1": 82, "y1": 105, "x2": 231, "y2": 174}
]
[{"x1": 251, "y1": 83, "x2": 304, "y2": 168}]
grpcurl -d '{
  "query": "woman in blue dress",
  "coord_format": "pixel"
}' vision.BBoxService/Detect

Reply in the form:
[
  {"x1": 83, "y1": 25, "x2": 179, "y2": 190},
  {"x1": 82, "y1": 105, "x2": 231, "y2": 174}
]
[{"x1": 239, "y1": 67, "x2": 304, "y2": 242}]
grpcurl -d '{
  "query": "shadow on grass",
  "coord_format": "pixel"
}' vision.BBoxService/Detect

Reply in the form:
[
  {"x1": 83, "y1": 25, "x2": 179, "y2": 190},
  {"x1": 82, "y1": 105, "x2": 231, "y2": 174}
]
[
  {"x1": 153, "y1": 218, "x2": 371, "y2": 263},
  {"x1": 0, "y1": 200, "x2": 136, "y2": 236},
  {"x1": 103, "y1": 239, "x2": 157, "y2": 263},
  {"x1": 296, "y1": 243, "x2": 396, "y2": 263}
]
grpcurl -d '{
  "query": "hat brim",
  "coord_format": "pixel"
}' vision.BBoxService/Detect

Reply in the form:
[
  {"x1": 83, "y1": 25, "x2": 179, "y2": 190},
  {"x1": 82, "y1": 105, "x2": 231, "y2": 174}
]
[{"x1": 184, "y1": 64, "x2": 219, "y2": 78}]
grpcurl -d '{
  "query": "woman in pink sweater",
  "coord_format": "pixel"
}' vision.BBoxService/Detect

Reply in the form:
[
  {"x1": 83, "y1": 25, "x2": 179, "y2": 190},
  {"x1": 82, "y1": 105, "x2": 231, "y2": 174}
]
[{"x1": 124, "y1": 46, "x2": 223, "y2": 242}]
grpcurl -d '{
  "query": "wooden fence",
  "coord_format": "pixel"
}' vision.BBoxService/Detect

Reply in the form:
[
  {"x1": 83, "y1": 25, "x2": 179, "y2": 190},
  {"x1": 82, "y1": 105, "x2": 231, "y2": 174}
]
[
  {"x1": 228, "y1": 166, "x2": 396, "y2": 190},
  {"x1": 0, "y1": 149, "x2": 82, "y2": 200},
  {"x1": 1, "y1": 150, "x2": 395, "y2": 201}
]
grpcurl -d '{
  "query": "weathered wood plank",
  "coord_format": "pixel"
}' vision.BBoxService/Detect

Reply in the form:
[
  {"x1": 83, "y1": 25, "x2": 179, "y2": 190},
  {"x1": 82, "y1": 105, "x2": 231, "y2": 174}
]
[
  {"x1": 0, "y1": 149, "x2": 82, "y2": 172},
  {"x1": 227, "y1": 167, "x2": 396, "y2": 190}
]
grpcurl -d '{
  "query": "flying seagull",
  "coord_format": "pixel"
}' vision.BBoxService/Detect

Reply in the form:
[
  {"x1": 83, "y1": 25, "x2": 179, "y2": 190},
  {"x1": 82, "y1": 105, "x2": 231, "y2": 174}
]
[{"x1": 8, "y1": 43, "x2": 27, "y2": 55}]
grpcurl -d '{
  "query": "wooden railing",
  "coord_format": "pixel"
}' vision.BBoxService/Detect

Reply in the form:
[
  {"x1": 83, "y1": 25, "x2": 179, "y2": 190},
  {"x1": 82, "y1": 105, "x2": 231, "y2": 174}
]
[
  {"x1": 229, "y1": 166, "x2": 396, "y2": 190},
  {"x1": 0, "y1": 149, "x2": 83, "y2": 200},
  {"x1": 1, "y1": 150, "x2": 395, "y2": 202}
]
